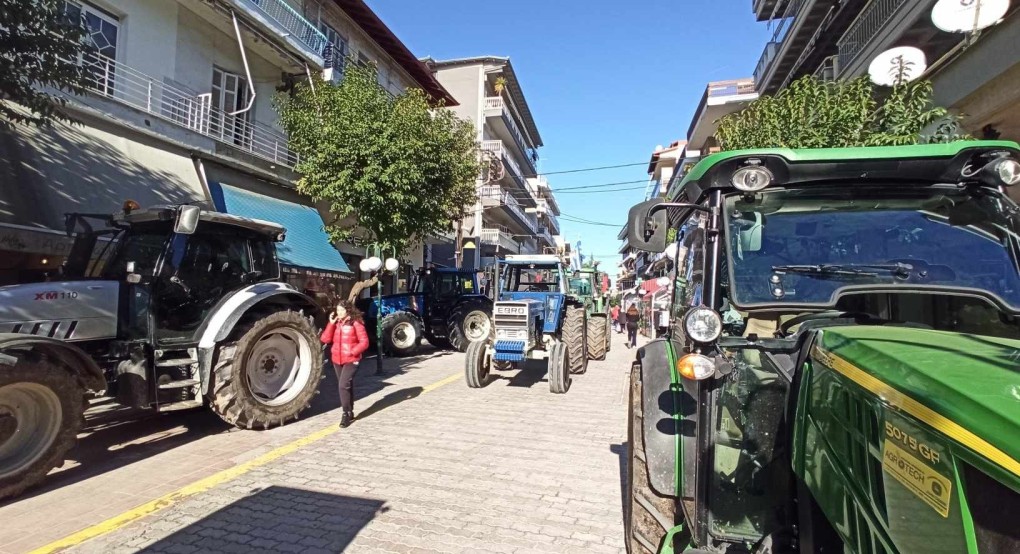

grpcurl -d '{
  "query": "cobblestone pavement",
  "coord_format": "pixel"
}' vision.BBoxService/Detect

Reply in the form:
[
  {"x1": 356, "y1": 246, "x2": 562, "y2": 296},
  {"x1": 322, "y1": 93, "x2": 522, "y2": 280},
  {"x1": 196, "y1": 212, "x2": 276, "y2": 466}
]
[{"x1": 1, "y1": 331, "x2": 643, "y2": 553}]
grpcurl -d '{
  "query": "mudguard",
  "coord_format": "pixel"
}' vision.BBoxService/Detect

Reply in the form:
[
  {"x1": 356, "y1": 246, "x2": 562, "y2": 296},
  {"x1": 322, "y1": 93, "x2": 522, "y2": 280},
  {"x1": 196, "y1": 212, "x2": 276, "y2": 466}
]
[
  {"x1": 636, "y1": 337, "x2": 684, "y2": 497},
  {"x1": 0, "y1": 333, "x2": 106, "y2": 392},
  {"x1": 195, "y1": 283, "x2": 320, "y2": 393}
]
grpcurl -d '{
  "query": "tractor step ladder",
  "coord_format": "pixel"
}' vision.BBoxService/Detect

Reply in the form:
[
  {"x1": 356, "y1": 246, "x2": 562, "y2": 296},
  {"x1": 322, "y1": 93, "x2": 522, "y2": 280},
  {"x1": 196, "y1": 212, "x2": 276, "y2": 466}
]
[
  {"x1": 154, "y1": 348, "x2": 201, "y2": 412},
  {"x1": 158, "y1": 378, "x2": 200, "y2": 390},
  {"x1": 157, "y1": 399, "x2": 203, "y2": 412}
]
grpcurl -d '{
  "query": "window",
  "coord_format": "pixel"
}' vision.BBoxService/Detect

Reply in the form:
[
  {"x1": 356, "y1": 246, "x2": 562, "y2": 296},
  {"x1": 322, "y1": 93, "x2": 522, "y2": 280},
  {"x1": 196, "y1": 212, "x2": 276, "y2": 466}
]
[
  {"x1": 319, "y1": 23, "x2": 347, "y2": 77},
  {"x1": 66, "y1": 1, "x2": 120, "y2": 95},
  {"x1": 211, "y1": 67, "x2": 252, "y2": 147},
  {"x1": 250, "y1": 238, "x2": 279, "y2": 281}
]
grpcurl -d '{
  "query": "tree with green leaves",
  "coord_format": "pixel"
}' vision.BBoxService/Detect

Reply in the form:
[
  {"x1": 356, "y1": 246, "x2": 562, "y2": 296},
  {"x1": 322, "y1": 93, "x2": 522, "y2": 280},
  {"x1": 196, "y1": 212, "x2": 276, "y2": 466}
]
[
  {"x1": 276, "y1": 65, "x2": 479, "y2": 255},
  {"x1": 714, "y1": 76, "x2": 968, "y2": 151},
  {"x1": 1, "y1": 0, "x2": 88, "y2": 126}
]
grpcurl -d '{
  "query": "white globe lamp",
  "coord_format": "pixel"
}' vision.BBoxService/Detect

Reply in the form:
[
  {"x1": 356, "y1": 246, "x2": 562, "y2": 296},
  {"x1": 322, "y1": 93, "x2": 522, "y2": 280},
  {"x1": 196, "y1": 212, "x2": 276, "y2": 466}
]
[
  {"x1": 365, "y1": 256, "x2": 382, "y2": 272},
  {"x1": 384, "y1": 258, "x2": 399, "y2": 272}
]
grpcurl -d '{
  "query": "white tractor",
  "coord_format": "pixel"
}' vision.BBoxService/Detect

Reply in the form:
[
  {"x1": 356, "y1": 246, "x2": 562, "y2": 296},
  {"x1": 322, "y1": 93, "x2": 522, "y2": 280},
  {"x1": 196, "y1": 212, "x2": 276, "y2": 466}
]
[{"x1": 0, "y1": 204, "x2": 324, "y2": 500}]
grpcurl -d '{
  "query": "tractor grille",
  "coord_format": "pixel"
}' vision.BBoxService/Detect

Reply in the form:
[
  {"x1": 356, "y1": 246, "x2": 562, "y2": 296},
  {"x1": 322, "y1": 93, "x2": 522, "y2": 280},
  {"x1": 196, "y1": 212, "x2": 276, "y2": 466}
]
[{"x1": 493, "y1": 302, "x2": 529, "y2": 329}]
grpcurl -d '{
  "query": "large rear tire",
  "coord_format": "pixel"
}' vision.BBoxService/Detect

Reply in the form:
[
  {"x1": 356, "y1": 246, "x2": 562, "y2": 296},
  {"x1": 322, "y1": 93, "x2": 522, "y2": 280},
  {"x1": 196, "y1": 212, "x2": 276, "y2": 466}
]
[
  {"x1": 381, "y1": 312, "x2": 422, "y2": 357},
  {"x1": 209, "y1": 310, "x2": 323, "y2": 429},
  {"x1": 626, "y1": 362, "x2": 683, "y2": 553},
  {"x1": 562, "y1": 305, "x2": 588, "y2": 374},
  {"x1": 548, "y1": 342, "x2": 569, "y2": 394},
  {"x1": 0, "y1": 360, "x2": 84, "y2": 500},
  {"x1": 605, "y1": 315, "x2": 613, "y2": 353},
  {"x1": 447, "y1": 300, "x2": 493, "y2": 352},
  {"x1": 464, "y1": 340, "x2": 490, "y2": 388},
  {"x1": 587, "y1": 314, "x2": 608, "y2": 361}
]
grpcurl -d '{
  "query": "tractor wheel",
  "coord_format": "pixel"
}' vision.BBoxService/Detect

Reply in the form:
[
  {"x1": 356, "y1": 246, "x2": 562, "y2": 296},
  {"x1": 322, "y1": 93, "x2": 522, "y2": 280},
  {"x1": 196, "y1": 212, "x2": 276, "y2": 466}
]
[
  {"x1": 381, "y1": 312, "x2": 422, "y2": 357},
  {"x1": 547, "y1": 342, "x2": 570, "y2": 394},
  {"x1": 209, "y1": 310, "x2": 323, "y2": 430},
  {"x1": 587, "y1": 315, "x2": 608, "y2": 361},
  {"x1": 447, "y1": 300, "x2": 493, "y2": 352},
  {"x1": 0, "y1": 359, "x2": 85, "y2": 500},
  {"x1": 626, "y1": 362, "x2": 684, "y2": 553},
  {"x1": 562, "y1": 305, "x2": 588, "y2": 374},
  {"x1": 605, "y1": 315, "x2": 613, "y2": 353},
  {"x1": 464, "y1": 340, "x2": 490, "y2": 388}
]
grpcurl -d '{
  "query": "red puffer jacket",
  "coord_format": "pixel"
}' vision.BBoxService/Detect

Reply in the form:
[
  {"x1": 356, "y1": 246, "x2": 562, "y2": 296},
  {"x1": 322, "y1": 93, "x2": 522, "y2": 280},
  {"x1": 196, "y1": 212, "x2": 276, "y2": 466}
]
[{"x1": 320, "y1": 319, "x2": 370, "y2": 365}]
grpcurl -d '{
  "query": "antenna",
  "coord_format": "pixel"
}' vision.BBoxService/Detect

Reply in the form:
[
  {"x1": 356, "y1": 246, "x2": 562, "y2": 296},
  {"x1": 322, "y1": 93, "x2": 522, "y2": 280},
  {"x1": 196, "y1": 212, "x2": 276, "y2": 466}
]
[{"x1": 868, "y1": 47, "x2": 927, "y2": 86}]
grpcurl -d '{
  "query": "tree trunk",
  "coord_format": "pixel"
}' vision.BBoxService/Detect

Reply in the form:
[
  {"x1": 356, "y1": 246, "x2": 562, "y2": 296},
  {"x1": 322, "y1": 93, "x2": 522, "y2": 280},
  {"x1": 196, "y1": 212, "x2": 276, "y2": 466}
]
[{"x1": 347, "y1": 276, "x2": 379, "y2": 302}]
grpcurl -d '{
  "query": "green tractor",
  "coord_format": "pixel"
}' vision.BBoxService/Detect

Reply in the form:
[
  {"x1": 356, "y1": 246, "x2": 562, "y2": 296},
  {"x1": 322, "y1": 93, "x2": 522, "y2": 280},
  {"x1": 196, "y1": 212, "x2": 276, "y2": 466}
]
[
  {"x1": 622, "y1": 141, "x2": 1020, "y2": 554},
  {"x1": 568, "y1": 262, "x2": 612, "y2": 360}
]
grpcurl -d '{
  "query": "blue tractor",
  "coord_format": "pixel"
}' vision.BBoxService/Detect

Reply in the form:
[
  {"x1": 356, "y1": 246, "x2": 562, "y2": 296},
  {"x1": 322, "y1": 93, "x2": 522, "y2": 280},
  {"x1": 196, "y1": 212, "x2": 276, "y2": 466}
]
[
  {"x1": 359, "y1": 266, "x2": 493, "y2": 357},
  {"x1": 464, "y1": 254, "x2": 591, "y2": 393}
]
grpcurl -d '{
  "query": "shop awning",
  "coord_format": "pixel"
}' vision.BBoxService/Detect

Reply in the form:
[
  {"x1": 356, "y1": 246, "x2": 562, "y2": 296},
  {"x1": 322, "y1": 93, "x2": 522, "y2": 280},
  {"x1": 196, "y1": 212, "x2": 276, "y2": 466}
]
[{"x1": 210, "y1": 182, "x2": 351, "y2": 274}]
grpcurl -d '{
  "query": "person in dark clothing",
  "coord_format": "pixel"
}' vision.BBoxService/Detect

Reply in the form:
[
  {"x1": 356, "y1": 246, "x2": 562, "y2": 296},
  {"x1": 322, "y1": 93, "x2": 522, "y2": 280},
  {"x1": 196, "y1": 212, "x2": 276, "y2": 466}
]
[
  {"x1": 320, "y1": 300, "x2": 370, "y2": 428},
  {"x1": 625, "y1": 304, "x2": 640, "y2": 348}
]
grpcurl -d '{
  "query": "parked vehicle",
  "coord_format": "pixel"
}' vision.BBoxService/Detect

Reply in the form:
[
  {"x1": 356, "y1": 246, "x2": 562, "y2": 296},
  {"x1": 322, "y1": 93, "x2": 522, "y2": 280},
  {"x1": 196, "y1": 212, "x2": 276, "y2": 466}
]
[
  {"x1": 359, "y1": 267, "x2": 492, "y2": 357},
  {"x1": 464, "y1": 254, "x2": 592, "y2": 393},
  {"x1": 622, "y1": 141, "x2": 1020, "y2": 553},
  {"x1": 568, "y1": 263, "x2": 612, "y2": 359},
  {"x1": 0, "y1": 204, "x2": 324, "y2": 500}
]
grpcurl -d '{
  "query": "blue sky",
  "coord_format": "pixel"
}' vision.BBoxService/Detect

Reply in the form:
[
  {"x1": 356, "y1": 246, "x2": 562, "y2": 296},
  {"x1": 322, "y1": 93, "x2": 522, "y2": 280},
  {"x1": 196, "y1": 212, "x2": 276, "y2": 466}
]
[{"x1": 369, "y1": 0, "x2": 770, "y2": 268}]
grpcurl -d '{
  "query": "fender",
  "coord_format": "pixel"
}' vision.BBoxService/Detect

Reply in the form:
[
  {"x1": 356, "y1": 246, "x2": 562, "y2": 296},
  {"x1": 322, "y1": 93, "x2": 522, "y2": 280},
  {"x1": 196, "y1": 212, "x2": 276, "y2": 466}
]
[
  {"x1": 195, "y1": 282, "x2": 321, "y2": 394},
  {"x1": 0, "y1": 333, "x2": 106, "y2": 392},
  {"x1": 635, "y1": 337, "x2": 686, "y2": 498}
]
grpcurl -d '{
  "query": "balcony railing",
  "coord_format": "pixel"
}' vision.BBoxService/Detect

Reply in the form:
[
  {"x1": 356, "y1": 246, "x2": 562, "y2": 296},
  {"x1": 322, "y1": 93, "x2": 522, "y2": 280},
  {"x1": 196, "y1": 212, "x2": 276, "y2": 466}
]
[
  {"x1": 81, "y1": 50, "x2": 298, "y2": 167},
  {"x1": 544, "y1": 212, "x2": 560, "y2": 235},
  {"x1": 837, "y1": 0, "x2": 909, "y2": 72},
  {"x1": 480, "y1": 227, "x2": 521, "y2": 251},
  {"x1": 752, "y1": 0, "x2": 807, "y2": 86},
  {"x1": 243, "y1": 0, "x2": 328, "y2": 59},
  {"x1": 478, "y1": 184, "x2": 536, "y2": 233},
  {"x1": 484, "y1": 97, "x2": 538, "y2": 174},
  {"x1": 481, "y1": 140, "x2": 530, "y2": 193}
]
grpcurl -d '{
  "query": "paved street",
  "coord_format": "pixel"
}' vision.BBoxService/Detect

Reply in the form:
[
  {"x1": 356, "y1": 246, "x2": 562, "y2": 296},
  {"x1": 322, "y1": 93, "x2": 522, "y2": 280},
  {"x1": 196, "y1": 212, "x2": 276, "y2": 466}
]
[{"x1": 0, "y1": 332, "x2": 642, "y2": 554}]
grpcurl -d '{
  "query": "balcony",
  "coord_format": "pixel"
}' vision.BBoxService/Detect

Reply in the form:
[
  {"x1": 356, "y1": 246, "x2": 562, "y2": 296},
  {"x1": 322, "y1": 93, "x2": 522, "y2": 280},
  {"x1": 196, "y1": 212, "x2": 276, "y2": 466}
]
[
  {"x1": 481, "y1": 140, "x2": 536, "y2": 204},
  {"x1": 81, "y1": 50, "x2": 298, "y2": 167},
  {"x1": 536, "y1": 226, "x2": 555, "y2": 246},
  {"x1": 836, "y1": 0, "x2": 911, "y2": 77},
  {"x1": 752, "y1": 0, "x2": 833, "y2": 94},
  {"x1": 236, "y1": 0, "x2": 328, "y2": 63},
  {"x1": 480, "y1": 226, "x2": 522, "y2": 252},
  {"x1": 544, "y1": 211, "x2": 560, "y2": 235},
  {"x1": 478, "y1": 185, "x2": 537, "y2": 234},
  {"x1": 484, "y1": 97, "x2": 538, "y2": 175}
]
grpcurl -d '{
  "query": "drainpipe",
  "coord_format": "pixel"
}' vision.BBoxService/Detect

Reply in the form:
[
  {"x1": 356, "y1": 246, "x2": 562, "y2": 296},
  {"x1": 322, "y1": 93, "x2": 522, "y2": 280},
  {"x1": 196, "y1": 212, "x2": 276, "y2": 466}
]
[
  {"x1": 192, "y1": 155, "x2": 214, "y2": 209},
  {"x1": 227, "y1": 10, "x2": 256, "y2": 116}
]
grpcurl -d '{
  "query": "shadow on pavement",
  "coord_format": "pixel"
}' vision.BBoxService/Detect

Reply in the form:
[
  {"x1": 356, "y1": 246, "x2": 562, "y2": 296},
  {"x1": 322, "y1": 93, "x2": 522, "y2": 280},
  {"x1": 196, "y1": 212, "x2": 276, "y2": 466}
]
[
  {"x1": 139, "y1": 486, "x2": 386, "y2": 553},
  {"x1": 355, "y1": 386, "x2": 423, "y2": 420},
  {"x1": 505, "y1": 360, "x2": 548, "y2": 388},
  {"x1": 611, "y1": 443, "x2": 629, "y2": 520}
]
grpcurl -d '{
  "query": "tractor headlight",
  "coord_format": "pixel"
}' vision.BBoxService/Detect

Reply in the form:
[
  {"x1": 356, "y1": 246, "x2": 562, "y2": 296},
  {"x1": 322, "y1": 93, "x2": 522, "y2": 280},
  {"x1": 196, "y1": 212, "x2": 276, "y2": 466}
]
[
  {"x1": 677, "y1": 353, "x2": 715, "y2": 381},
  {"x1": 683, "y1": 307, "x2": 722, "y2": 343},
  {"x1": 994, "y1": 158, "x2": 1020, "y2": 186},
  {"x1": 731, "y1": 164, "x2": 773, "y2": 192}
]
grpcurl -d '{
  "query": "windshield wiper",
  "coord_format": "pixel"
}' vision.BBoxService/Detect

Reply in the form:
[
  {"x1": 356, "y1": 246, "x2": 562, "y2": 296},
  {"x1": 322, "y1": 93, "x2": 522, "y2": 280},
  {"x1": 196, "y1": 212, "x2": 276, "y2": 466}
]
[{"x1": 771, "y1": 263, "x2": 913, "y2": 278}]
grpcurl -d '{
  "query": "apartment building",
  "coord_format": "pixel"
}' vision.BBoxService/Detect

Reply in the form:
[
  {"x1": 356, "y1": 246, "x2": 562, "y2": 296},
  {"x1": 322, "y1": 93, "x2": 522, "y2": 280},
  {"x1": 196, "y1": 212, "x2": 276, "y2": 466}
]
[
  {"x1": 751, "y1": 0, "x2": 1020, "y2": 140},
  {"x1": 425, "y1": 56, "x2": 559, "y2": 269},
  {"x1": 0, "y1": 0, "x2": 453, "y2": 299}
]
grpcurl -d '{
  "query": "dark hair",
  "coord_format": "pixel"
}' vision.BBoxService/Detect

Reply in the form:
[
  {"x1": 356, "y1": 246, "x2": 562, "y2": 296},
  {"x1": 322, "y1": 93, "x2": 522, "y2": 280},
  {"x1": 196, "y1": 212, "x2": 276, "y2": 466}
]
[{"x1": 336, "y1": 300, "x2": 363, "y2": 323}]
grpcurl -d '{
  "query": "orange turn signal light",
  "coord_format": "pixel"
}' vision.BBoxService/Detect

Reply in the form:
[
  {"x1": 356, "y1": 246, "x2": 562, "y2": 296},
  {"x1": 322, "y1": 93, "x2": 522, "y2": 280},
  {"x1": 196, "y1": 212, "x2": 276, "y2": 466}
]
[
  {"x1": 123, "y1": 199, "x2": 141, "y2": 213},
  {"x1": 677, "y1": 353, "x2": 715, "y2": 381}
]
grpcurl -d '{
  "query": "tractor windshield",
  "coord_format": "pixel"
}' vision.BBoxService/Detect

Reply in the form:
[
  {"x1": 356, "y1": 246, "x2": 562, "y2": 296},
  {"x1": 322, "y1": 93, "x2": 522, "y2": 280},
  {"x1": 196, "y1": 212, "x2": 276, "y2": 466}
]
[
  {"x1": 569, "y1": 277, "x2": 592, "y2": 296},
  {"x1": 99, "y1": 223, "x2": 172, "y2": 280},
  {"x1": 724, "y1": 187, "x2": 1020, "y2": 311},
  {"x1": 501, "y1": 264, "x2": 564, "y2": 293}
]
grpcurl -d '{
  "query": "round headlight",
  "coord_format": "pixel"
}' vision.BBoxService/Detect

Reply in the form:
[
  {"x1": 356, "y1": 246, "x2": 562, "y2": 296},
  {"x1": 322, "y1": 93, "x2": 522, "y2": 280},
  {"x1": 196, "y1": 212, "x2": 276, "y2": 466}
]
[
  {"x1": 731, "y1": 166, "x2": 773, "y2": 192},
  {"x1": 683, "y1": 307, "x2": 722, "y2": 343},
  {"x1": 677, "y1": 353, "x2": 715, "y2": 381},
  {"x1": 994, "y1": 158, "x2": 1020, "y2": 186}
]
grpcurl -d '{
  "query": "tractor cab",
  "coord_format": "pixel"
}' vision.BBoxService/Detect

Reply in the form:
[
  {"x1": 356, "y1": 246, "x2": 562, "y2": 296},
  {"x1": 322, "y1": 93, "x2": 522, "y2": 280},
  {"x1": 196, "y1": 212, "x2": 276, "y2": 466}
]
[{"x1": 622, "y1": 142, "x2": 1020, "y2": 554}]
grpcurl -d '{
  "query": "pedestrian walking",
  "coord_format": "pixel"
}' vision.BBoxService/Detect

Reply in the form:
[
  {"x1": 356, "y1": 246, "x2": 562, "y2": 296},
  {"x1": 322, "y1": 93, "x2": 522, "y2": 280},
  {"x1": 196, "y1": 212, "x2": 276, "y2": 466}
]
[
  {"x1": 625, "y1": 304, "x2": 640, "y2": 348},
  {"x1": 610, "y1": 304, "x2": 621, "y2": 333},
  {"x1": 320, "y1": 300, "x2": 370, "y2": 428}
]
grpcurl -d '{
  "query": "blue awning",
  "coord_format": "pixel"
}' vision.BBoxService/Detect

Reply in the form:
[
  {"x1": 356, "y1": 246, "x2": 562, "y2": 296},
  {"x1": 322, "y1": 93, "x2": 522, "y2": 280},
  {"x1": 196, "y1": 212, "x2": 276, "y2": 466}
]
[{"x1": 210, "y1": 182, "x2": 352, "y2": 274}]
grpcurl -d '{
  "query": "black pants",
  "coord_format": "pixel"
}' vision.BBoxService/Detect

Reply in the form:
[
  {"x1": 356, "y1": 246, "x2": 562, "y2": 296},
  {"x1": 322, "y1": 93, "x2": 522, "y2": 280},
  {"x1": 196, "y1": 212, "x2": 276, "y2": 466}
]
[
  {"x1": 333, "y1": 362, "x2": 357, "y2": 414},
  {"x1": 627, "y1": 326, "x2": 638, "y2": 347}
]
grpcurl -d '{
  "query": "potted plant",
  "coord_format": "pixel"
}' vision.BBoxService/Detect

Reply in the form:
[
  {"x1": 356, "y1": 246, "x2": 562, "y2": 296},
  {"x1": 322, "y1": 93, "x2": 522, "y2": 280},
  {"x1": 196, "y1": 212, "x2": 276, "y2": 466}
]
[{"x1": 494, "y1": 76, "x2": 507, "y2": 96}]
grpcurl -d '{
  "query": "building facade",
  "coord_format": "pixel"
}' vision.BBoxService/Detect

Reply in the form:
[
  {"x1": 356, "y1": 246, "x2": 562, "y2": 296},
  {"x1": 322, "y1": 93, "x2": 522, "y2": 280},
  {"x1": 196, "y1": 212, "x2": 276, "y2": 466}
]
[
  {"x1": 751, "y1": 0, "x2": 1020, "y2": 140},
  {"x1": 426, "y1": 56, "x2": 559, "y2": 269},
  {"x1": 0, "y1": 0, "x2": 453, "y2": 302}
]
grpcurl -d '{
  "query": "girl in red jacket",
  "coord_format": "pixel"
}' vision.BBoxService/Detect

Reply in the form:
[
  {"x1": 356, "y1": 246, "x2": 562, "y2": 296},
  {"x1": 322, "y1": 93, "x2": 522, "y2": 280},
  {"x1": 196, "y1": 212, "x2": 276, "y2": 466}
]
[{"x1": 320, "y1": 300, "x2": 370, "y2": 427}]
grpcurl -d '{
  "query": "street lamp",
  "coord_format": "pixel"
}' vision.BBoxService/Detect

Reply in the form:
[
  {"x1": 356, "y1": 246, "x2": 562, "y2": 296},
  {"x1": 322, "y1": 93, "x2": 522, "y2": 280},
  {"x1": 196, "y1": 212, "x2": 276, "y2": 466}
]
[{"x1": 361, "y1": 243, "x2": 399, "y2": 376}]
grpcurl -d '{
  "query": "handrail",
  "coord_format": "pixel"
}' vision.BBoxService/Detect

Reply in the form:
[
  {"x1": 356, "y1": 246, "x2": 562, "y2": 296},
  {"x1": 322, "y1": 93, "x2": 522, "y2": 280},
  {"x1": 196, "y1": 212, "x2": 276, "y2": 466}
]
[
  {"x1": 483, "y1": 97, "x2": 537, "y2": 174},
  {"x1": 242, "y1": 0, "x2": 328, "y2": 57},
  {"x1": 837, "y1": 0, "x2": 908, "y2": 72},
  {"x1": 80, "y1": 50, "x2": 298, "y2": 167}
]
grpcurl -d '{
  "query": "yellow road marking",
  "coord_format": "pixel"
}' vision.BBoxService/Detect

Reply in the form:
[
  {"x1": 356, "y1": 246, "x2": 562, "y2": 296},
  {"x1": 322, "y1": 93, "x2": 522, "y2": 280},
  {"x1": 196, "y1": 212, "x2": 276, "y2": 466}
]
[
  {"x1": 813, "y1": 346, "x2": 1020, "y2": 479},
  {"x1": 30, "y1": 371, "x2": 462, "y2": 554}
]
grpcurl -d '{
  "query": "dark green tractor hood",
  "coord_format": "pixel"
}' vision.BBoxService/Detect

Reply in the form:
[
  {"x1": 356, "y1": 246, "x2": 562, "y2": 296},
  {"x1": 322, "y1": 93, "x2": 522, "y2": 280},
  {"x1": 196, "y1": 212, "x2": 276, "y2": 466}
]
[{"x1": 815, "y1": 326, "x2": 1020, "y2": 480}]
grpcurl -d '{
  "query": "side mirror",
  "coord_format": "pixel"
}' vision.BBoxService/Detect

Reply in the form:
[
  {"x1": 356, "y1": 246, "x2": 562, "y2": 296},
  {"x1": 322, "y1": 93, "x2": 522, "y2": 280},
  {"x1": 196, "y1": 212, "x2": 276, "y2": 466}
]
[
  {"x1": 174, "y1": 205, "x2": 201, "y2": 235},
  {"x1": 626, "y1": 199, "x2": 669, "y2": 253}
]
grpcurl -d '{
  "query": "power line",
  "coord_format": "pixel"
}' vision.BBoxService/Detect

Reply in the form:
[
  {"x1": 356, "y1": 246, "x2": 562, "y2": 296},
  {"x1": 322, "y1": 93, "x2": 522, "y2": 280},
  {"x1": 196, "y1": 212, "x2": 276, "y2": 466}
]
[
  {"x1": 553, "y1": 185, "x2": 647, "y2": 194},
  {"x1": 537, "y1": 161, "x2": 650, "y2": 176}
]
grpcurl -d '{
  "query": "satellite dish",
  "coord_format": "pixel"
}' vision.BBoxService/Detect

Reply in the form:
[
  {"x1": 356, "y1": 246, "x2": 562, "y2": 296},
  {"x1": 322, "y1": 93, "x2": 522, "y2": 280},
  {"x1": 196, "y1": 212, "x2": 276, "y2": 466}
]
[
  {"x1": 931, "y1": 0, "x2": 1009, "y2": 33},
  {"x1": 868, "y1": 46, "x2": 927, "y2": 86}
]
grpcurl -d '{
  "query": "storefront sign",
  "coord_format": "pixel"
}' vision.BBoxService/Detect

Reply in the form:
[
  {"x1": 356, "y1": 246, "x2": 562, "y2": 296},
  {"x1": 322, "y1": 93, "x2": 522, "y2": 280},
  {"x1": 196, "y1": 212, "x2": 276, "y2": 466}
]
[{"x1": 0, "y1": 226, "x2": 72, "y2": 256}]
